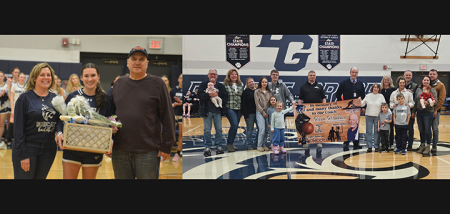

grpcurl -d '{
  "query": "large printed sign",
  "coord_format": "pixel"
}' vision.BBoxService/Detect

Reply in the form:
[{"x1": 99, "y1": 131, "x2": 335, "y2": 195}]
[{"x1": 294, "y1": 99, "x2": 361, "y2": 145}]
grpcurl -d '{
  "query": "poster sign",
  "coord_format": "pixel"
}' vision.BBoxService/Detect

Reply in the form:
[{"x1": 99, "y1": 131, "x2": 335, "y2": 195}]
[
  {"x1": 318, "y1": 35, "x2": 340, "y2": 71},
  {"x1": 294, "y1": 99, "x2": 361, "y2": 145},
  {"x1": 226, "y1": 34, "x2": 250, "y2": 69}
]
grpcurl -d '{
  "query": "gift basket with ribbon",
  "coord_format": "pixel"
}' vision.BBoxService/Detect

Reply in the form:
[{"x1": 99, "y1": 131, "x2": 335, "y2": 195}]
[{"x1": 52, "y1": 95, "x2": 121, "y2": 153}]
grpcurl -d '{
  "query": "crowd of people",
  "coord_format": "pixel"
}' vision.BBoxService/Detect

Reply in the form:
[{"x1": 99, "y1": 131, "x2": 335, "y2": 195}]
[
  {"x1": 195, "y1": 67, "x2": 447, "y2": 158},
  {"x1": 4, "y1": 46, "x2": 177, "y2": 179},
  {"x1": 6, "y1": 43, "x2": 447, "y2": 179}
]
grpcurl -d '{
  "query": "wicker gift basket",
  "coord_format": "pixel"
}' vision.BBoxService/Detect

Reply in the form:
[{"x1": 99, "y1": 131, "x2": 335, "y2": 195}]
[{"x1": 63, "y1": 123, "x2": 112, "y2": 154}]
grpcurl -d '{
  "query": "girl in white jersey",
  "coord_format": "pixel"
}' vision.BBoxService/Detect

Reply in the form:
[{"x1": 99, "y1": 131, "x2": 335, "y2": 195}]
[
  {"x1": 6, "y1": 73, "x2": 27, "y2": 147},
  {"x1": 0, "y1": 72, "x2": 11, "y2": 149}
]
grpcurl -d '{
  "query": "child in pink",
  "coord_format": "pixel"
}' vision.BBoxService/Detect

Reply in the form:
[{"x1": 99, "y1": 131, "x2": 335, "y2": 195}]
[{"x1": 419, "y1": 84, "x2": 435, "y2": 109}]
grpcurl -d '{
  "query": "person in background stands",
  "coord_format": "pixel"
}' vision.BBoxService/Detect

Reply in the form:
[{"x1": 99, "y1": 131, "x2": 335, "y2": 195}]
[
  {"x1": 412, "y1": 76, "x2": 437, "y2": 156},
  {"x1": 359, "y1": 83, "x2": 386, "y2": 152},
  {"x1": 61, "y1": 63, "x2": 110, "y2": 179},
  {"x1": 428, "y1": 69, "x2": 446, "y2": 153},
  {"x1": 107, "y1": 75, "x2": 120, "y2": 97},
  {"x1": 298, "y1": 70, "x2": 326, "y2": 148},
  {"x1": 404, "y1": 70, "x2": 418, "y2": 151},
  {"x1": 12, "y1": 63, "x2": 64, "y2": 179},
  {"x1": 170, "y1": 74, "x2": 183, "y2": 161},
  {"x1": 268, "y1": 69, "x2": 295, "y2": 111},
  {"x1": 254, "y1": 76, "x2": 273, "y2": 152},
  {"x1": 6, "y1": 73, "x2": 27, "y2": 148},
  {"x1": 65, "y1": 73, "x2": 82, "y2": 95},
  {"x1": 0, "y1": 72, "x2": 11, "y2": 149},
  {"x1": 223, "y1": 69, "x2": 244, "y2": 152},
  {"x1": 336, "y1": 67, "x2": 366, "y2": 149},
  {"x1": 105, "y1": 46, "x2": 176, "y2": 179},
  {"x1": 241, "y1": 77, "x2": 258, "y2": 150},
  {"x1": 336, "y1": 67, "x2": 366, "y2": 115},
  {"x1": 380, "y1": 75, "x2": 396, "y2": 148},
  {"x1": 161, "y1": 75, "x2": 171, "y2": 92},
  {"x1": 197, "y1": 69, "x2": 227, "y2": 157}
]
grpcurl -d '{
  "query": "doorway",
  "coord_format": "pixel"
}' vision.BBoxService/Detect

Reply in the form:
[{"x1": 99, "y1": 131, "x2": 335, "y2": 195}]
[
  {"x1": 79, "y1": 52, "x2": 182, "y2": 92},
  {"x1": 80, "y1": 52, "x2": 128, "y2": 93}
]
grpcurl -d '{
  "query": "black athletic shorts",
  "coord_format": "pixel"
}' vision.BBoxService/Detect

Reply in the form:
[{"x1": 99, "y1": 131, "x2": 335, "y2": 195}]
[{"x1": 62, "y1": 150, "x2": 103, "y2": 167}]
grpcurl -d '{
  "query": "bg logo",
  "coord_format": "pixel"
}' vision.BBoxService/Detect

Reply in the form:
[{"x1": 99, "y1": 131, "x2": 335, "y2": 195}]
[{"x1": 257, "y1": 35, "x2": 313, "y2": 71}]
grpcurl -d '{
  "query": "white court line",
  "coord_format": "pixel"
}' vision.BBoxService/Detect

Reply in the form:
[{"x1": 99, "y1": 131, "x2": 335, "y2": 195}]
[
  {"x1": 183, "y1": 124, "x2": 203, "y2": 135},
  {"x1": 435, "y1": 156, "x2": 450, "y2": 165},
  {"x1": 183, "y1": 147, "x2": 204, "y2": 151}
]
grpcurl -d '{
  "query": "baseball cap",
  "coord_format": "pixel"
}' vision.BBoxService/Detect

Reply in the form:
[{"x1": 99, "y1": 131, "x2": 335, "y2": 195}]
[{"x1": 128, "y1": 46, "x2": 148, "y2": 58}]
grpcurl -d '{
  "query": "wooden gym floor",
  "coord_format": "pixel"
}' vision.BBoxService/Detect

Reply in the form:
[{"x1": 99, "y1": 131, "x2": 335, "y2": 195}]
[
  {"x1": 182, "y1": 115, "x2": 450, "y2": 179},
  {"x1": 0, "y1": 147, "x2": 182, "y2": 179}
]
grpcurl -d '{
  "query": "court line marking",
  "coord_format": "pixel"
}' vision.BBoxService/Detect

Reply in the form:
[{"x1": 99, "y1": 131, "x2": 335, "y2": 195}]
[
  {"x1": 435, "y1": 156, "x2": 450, "y2": 165},
  {"x1": 182, "y1": 124, "x2": 203, "y2": 135}
]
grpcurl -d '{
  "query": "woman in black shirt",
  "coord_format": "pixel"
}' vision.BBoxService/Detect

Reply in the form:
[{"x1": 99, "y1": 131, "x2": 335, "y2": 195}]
[
  {"x1": 241, "y1": 77, "x2": 258, "y2": 150},
  {"x1": 380, "y1": 75, "x2": 396, "y2": 147},
  {"x1": 12, "y1": 63, "x2": 63, "y2": 179}
]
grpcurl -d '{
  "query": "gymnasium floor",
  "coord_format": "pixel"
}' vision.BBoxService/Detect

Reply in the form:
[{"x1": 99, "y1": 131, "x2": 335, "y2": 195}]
[
  {"x1": 182, "y1": 115, "x2": 450, "y2": 179},
  {"x1": 0, "y1": 147, "x2": 182, "y2": 179}
]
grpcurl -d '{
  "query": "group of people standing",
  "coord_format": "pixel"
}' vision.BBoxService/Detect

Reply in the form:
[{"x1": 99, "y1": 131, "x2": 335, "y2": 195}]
[
  {"x1": 10, "y1": 46, "x2": 176, "y2": 179},
  {"x1": 199, "y1": 68, "x2": 303, "y2": 156},
  {"x1": 360, "y1": 69, "x2": 446, "y2": 155},
  {"x1": 198, "y1": 67, "x2": 447, "y2": 158}
]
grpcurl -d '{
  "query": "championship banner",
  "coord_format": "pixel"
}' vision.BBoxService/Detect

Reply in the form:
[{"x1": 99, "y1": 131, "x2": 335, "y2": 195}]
[
  {"x1": 225, "y1": 34, "x2": 250, "y2": 69},
  {"x1": 318, "y1": 34, "x2": 340, "y2": 71},
  {"x1": 294, "y1": 99, "x2": 361, "y2": 145}
]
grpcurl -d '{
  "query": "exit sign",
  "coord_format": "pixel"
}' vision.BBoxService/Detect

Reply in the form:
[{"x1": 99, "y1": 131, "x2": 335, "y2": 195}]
[
  {"x1": 150, "y1": 40, "x2": 161, "y2": 49},
  {"x1": 148, "y1": 37, "x2": 165, "y2": 53}
]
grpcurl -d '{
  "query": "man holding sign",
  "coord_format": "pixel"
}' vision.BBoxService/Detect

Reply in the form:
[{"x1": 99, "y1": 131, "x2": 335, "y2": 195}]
[{"x1": 298, "y1": 70, "x2": 326, "y2": 148}]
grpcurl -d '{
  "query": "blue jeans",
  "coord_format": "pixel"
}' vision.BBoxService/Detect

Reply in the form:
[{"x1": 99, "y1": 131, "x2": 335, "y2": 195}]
[
  {"x1": 417, "y1": 109, "x2": 433, "y2": 145},
  {"x1": 407, "y1": 115, "x2": 415, "y2": 148},
  {"x1": 431, "y1": 111, "x2": 440, "y2": 146},
  {"x1": 365, "y1": 115, "x2": 379, "y2": 149},
  {"x1": 12, "y1": 142, "x2": 57, "y2": 179},
  {"x1": 256, "y1": 111, "x2": 269, "y2": 147},
  {"x1": 272, "y1": 128, "x2": 285, "y2": 147},
  {"x1": 203, "y1": 112, "x2": 223, "y2": 148},
  {"x1": 245, "y1": 114, "x2": 258, "y2": 148},
  {"x1": 112, "y1": 149, "x2": 160, "y2": 179},
  {"x1": 226, "y1": 109, "x2": 241, "y2": 145}
]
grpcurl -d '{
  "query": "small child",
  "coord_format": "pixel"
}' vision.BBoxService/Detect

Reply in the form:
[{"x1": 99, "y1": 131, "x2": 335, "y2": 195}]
[
  {"x1": 419, "y1": 84, "x2": 435, "y2": 109},
  {"x1": 266, "y1": 96, "x2": 278, "y2": 148},
  {"x1": 271, "y1": 101, "x2": 296, "y2": 154},
  {"x1": 183, "y1": 90, "x2": 197, "y2": 118},
  {"x1": 205, "y1": 82, "x2": 222, "y2": 108},
  {"x1": 378, "y1": 102, "x2": 392, "y2": 153},
  {"x1": 392, "y1": 93, "x2": 411, "y2": 155}
]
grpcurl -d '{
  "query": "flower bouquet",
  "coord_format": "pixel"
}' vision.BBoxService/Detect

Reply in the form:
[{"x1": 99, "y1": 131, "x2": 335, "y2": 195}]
[
  {"x1": 52, "y1": 95, "x2": 122, "y2": 128},
  {"x1": 51, "y1": 95, "x2": 121, "y2": 153}
]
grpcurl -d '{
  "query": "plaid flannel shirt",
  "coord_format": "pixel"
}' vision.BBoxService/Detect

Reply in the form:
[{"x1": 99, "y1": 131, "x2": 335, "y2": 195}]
[{"x1": 224, "y1": 83, "x2": 244, "y2": 110}]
